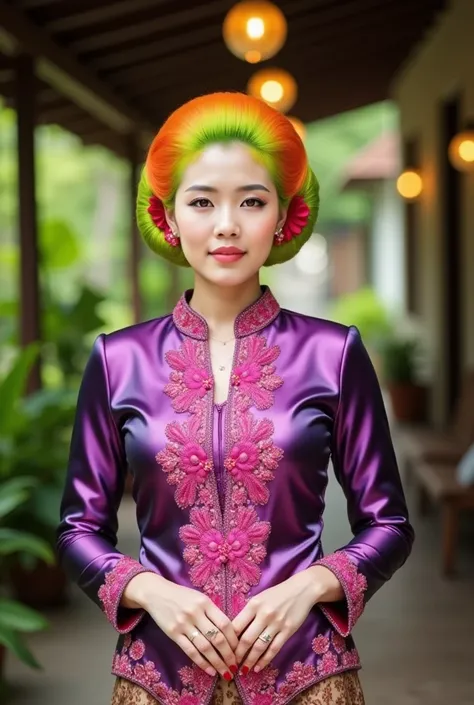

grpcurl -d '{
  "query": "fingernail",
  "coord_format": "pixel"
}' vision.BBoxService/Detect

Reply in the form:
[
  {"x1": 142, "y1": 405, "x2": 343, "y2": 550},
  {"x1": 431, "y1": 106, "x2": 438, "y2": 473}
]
[
  {"x1": 223, "y1": 671, "x2": 233, "y2": 681},
  {"x1": 206, "y1": 667, "x2": 216, "y2": 677},
  {"x1": 254, "y1": 665, "x2": 261, "y2": 673},
  {"x1": 229, "y1": 664, "x2": 238, "y2": 674},
  {"x1": 240, "y1": 665, "x2": 249, "y2": 676}
]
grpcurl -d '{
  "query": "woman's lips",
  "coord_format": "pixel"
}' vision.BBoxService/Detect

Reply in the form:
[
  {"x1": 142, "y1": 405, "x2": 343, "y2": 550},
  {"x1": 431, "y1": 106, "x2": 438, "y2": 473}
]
[
  {"x1": 211, "y1": 252, "x2": 245, "y2": 263},
  {"x1": 209, "y1": 248, "x2": 245, "y2": 263}
]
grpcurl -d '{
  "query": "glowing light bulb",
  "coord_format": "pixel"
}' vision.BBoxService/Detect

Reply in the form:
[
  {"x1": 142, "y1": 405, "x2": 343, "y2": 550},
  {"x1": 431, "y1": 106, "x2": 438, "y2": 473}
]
[
  {"x1": 246, "y1": 17, "x2": 265, "y2": 39},
  {"x1": 261, "y1": 80, "x2": 283, "y2": 103},
  {"x1": 458, "y1": 139, "x2": 474, "y2": 163},
  {"x1": 396, "y1": 170, "x2": 423, "y2": 200}
]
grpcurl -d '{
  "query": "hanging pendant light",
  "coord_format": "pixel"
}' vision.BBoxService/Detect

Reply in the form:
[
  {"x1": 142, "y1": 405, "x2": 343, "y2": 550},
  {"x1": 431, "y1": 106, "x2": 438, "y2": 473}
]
[
  {"x1": 223, "y1": 1, "x2": 287, "y2": 64},
  {"x1": 247, "y1": 67, "x2": 297, "y2": 113},
  {"x1": 448, "y1": 125, "x2": 474, "y2": 172},
  {"x1": 396, "y1": 169, "x2": 423, "y2": 201}
]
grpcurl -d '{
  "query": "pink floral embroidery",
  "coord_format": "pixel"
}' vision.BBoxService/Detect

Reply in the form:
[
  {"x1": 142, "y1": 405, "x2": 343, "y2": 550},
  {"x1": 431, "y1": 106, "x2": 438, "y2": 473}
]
[
  {"x1": 113, "y1": 637, "x2": 214, "y2": 705},
  {"x1": 164, "y1": 339, "x2": 213, "y2": 413},
  {"x1": 172, "y1": 288, "x2": 281, "y2": 340},
  {"x1": 276, "y1": 195, "x2": 310, "y2": 245},
  {"x1": 314, "y1": 551, "x2": 367, "y2": 634},
  {"x1": 173, "y1": 298, "x2": 208, "y2": 339},
  {"x1": 147, "y1": 195, "x2": 180, "y2": 247},
  {"x1": 341, "y1": 649, "x2": 361, "y2": 669},
  {"x1": 232, "y1": 336, "x2": 283, "y2": 410},
  {"x1": 225, "y1": 414, "x2": 283, "y2": 504},
  {"x1": 129, "y1": 639, "x2": 146, "y2": 661},
  {"x1": 331, "y1": 631, "x2": 347, "y2": 654},
  {"x1": 317, "y1": 651, "x2": 339, "y2": 677},
  {"x1": 311, "y1": 634, "x2": 330, "y2": 654},
  {"x1": 235, "y1": 289, "x2": 281, "y2": 337},
  {"x1": 179, "y1": 506, "x2": 270, "y2": 594},
  {"x1": 156, "y1": 416, "x2": 213, "y2": 508},
  {"x1": 97, "y1": 556, "x2": 147, "y2": 633}
]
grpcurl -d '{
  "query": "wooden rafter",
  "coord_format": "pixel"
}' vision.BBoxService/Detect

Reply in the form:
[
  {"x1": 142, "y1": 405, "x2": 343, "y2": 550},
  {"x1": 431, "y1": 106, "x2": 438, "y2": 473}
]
[{"x1": 0, "y1": 0, "x2": 154, "y2": 144}]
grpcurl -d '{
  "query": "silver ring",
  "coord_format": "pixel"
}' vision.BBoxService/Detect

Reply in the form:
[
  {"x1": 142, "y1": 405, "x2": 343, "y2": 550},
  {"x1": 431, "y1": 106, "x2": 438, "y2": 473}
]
[
  {"x1": 189, "y1": 629, "x2": 200, "y2": 643},
  {"x1": 205, "y1": 628, "x2": 219, "y2": 640},
  {"x1": 257, "y1": 631, "x2": 273, "y2": 644}
]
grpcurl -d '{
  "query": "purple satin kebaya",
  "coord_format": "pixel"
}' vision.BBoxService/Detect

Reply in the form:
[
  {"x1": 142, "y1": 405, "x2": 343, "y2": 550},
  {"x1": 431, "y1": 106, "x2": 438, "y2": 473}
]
[{"x1": 57, "y1": 287, "x2": 414, "y2": 705}]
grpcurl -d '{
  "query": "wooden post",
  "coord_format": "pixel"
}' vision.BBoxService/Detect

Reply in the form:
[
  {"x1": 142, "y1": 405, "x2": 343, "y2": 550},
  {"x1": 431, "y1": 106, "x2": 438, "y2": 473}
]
[
  {"x1": 15, "y1": 53, "x2": 41, "y2": 392},
  {"x1": 127, "y1": 134, "x2": 142, "y2": 324}
]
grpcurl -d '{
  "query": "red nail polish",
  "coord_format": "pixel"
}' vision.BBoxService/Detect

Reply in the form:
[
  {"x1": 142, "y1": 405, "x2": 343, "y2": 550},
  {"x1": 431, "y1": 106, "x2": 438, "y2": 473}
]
[
  {"x1": 224, "y1": 671, "x2": 233, "y2": 681},
  {"x1": 229, "y1": 664, "x2": 238, "y2": 674},
  {"x1": 241, "y1": 665, "x2": 249, "y2": 676}
]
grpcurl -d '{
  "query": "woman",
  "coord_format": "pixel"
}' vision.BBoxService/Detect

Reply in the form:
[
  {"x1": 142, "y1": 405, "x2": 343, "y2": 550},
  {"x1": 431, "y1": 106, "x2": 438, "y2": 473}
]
[{"x1": 57, "y1": 92, "x2": 414, "y2": 705}]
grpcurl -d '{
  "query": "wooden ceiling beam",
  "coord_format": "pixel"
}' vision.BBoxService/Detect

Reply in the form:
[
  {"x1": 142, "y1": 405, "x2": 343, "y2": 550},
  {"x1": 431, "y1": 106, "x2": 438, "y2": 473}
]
[
  {"x1": 88, "y1": 0, "x2": 339, "y2": 71},
  {"x1": 92, "y1": 22, "x2": 219, "y2": 72},
  {"x1": 101, "y1": 0, "x2": 431, "y2": 83},
  {"x1": 45, "y1": 0, "x2": 172, "y2": 34},
  {"x1": 0, "y1": 0, "x2": 154, "y2": 144},
  {"x1": 70, "y1": 0, "x2": 235, "y2": 54},
  {"x1": 112, "y1": 16, "x2": 424, "y2": 97},
  {"x1": 147, "y1": 52, "x2": 402, "y2": 123}
]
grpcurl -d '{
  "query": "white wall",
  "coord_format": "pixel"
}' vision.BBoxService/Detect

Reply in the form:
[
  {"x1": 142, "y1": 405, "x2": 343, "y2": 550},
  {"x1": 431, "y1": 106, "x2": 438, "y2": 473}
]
[
  {"x1": 392, "y1": 0, "x2": 474, "y2": 424},
  {"x1": 370, "y1": 179, "x2": 405, "y2": 314}
]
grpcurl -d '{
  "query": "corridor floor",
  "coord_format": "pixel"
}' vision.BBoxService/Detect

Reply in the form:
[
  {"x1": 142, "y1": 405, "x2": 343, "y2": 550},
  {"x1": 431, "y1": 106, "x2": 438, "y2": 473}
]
[{"x1": 4, "y1": 467, "x2": 474, "y2": 705}]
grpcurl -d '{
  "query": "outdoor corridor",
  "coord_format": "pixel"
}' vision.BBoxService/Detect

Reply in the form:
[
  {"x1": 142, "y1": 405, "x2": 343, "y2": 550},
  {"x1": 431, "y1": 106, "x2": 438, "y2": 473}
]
[{"x1": 5, "y1": 453, "x2": 474, "y2": 705}]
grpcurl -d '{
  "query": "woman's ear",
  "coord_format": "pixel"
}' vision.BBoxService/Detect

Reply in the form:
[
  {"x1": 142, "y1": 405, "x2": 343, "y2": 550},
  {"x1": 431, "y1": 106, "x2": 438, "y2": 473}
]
[
  {"x1": 276, "y1": 205, "x2": 288, "y2": 232},
  {"x1": 164, "y1": 207, "x2": 178, "y2": 236}
]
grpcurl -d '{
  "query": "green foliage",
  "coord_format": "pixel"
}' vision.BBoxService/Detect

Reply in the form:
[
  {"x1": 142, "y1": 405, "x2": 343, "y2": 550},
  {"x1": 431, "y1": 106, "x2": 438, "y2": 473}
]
[
  {"x1": 305, "y1": 101, "x2": 398, "y2": 228},
  {"x1": 0, "y1": 477, "x2": 52, "y2": 671},
  {"x1": 329, "y1": 287, "x2": 392, "y2": 346},
  {"x1": 40, "y1": 218, "x2": 82, "y2": 270},
  {"x1": 379, "y1": 337, "x2": 420, "y2": 385}
]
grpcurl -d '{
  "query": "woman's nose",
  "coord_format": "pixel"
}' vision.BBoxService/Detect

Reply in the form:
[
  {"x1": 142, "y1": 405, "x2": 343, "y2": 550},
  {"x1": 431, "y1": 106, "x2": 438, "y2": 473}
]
[{"x1": 214, "y1": 208, "x2": 240, "y2": 238}]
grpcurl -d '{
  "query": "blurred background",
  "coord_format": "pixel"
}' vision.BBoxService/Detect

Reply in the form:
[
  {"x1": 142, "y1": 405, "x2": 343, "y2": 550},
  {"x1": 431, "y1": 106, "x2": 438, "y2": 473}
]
[{"x1": 0, "y1": 0, "x2": 473, "y2": 703}]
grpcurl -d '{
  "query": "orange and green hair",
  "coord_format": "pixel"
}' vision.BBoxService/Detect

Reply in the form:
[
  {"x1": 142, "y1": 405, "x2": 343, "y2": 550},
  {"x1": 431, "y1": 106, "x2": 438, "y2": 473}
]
[{"x1": 137, "y1": 91, "x2": 319, "y2": 267}]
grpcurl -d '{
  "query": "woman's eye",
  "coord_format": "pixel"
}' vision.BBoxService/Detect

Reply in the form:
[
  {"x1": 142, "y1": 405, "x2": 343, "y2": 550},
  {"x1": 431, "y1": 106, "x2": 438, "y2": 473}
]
[
  {"x1": 242, "y1": 198, "x2": 265, "y2": 208},
  {"x1": 190, "y1": 198, "x2": 213, "y2": 208}
]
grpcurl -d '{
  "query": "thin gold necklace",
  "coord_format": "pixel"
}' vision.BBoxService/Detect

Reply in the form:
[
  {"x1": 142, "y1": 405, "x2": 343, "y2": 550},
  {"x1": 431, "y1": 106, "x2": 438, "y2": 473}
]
[{"x1": 209, "y1": 335, "x2": 235, "y2": 346}]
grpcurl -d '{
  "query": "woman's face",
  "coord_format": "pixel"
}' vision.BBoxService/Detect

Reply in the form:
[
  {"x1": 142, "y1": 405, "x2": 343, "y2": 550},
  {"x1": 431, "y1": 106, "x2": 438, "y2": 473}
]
[{"x1": 166, "y1": 142, "x2": 286, "y2": 288}]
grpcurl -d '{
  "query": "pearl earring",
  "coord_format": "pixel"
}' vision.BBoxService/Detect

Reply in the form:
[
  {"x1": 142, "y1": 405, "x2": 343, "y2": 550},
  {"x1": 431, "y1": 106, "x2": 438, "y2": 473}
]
[{"x1": 274, "y1": 226, "x2": 284, "y2": 244}]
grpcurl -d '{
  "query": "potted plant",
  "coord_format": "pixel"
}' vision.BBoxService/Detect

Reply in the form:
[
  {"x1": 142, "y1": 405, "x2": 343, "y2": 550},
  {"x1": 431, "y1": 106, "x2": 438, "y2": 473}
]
[
  {"x1": 380, "y1": 334, "x2": 427, "y2": 423},
  {"x1": 0, "y1": 476, "x2": 53, "y2": 686}
]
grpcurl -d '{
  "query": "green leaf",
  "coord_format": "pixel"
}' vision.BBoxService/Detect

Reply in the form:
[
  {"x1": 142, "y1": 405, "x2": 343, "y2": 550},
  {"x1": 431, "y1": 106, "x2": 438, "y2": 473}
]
[
  {"x1": 0, "y1": 345, "x2": 40, "y2": 435},
  {"x1": 0, "y1": 599, "x2": 48, "y2": 632},
  {"x1": 39, "y1": 218, "x2": 81, "y2": 269},
  {"x1": 0, "y1": 624, "x2": 42, "y2": 669},
  {"x1": 0, "y1": 477, "x2": 38, "y2": 520},
  {"x1": 0, "y1": 528, "x2": 54, "y2": 563}
]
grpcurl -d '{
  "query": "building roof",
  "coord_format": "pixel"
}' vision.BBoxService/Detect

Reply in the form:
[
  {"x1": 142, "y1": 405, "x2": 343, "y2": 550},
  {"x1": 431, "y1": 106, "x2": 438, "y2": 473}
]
[
  {"x1": 340, "y1": 130, "x2": 401, "y2": 190},
  {"x1": 0, "y1": 0, "x2": 446, "y2": 157}
]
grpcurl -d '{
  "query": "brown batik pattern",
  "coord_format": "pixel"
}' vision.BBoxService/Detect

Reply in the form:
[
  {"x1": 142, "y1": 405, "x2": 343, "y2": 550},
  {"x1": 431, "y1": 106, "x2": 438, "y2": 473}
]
[{"x1": 110, "y1": 670, "x2": 365, "y2": 705}]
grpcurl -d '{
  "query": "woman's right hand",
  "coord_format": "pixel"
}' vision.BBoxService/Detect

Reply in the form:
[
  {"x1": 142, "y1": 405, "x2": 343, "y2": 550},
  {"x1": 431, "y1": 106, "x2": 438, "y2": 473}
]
[{"x1": 123, "y1": 572, "x2": 239, "y2": 679}]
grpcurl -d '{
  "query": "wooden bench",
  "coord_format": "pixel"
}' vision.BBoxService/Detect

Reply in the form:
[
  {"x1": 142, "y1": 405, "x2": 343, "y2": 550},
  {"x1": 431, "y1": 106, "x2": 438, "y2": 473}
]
[
  {"x1": 398, "y1": 369, "x2": 474, "y2": 487},
  {"x1": 414, "y1": 461, "x2": 474, "y2": 576}
]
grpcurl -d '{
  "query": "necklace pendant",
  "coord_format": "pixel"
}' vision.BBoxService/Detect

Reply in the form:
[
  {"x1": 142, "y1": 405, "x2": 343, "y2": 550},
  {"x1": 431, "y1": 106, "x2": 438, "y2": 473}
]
[{"x1": 219, "y1": 365, "x2": 225, "y2": 372}]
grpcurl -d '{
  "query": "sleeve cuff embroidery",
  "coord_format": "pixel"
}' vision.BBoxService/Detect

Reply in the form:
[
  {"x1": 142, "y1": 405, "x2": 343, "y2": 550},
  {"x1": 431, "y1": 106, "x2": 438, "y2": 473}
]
[
  {"x1": 98, "y1": 556, "x2": 148, "y2": 634},
  {"x1": 314, "y1": 550, "x2": 367, "y2": 637}
]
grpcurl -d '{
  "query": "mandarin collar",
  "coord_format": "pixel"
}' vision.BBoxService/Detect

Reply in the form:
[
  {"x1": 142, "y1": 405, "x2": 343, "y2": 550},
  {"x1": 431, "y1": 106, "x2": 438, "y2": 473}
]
[{"x1": 172, "y1": 287, "x2": 280, "y2": 340}]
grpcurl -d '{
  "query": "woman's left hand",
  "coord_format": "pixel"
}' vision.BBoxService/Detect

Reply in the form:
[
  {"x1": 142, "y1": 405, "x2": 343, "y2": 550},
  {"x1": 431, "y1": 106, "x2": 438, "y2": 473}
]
[{"x1": 231, "y1": 566, "x2": 342, "y2": 674}]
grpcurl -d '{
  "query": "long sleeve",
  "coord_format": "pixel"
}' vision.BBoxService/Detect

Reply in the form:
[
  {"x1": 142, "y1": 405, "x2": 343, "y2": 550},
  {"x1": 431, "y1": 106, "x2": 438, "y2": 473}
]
[
  {"x1": 315, "y1": 326, "x2": 415, "y2": 636},
  {"x1": 57, "y1": 334, "x2": 149, "y2": 633}
]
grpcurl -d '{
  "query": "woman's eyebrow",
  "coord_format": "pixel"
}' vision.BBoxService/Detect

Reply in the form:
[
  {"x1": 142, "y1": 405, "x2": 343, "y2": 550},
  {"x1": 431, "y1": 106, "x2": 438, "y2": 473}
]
[{"x1": 184, "y1": 184, "x2": 270, "y2": 192}]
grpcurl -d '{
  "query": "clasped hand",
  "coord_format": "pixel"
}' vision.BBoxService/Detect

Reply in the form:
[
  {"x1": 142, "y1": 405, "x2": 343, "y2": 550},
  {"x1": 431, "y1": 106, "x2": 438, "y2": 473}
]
[{"x1": 138, "y1": 570, "x2": 319, "y2": 680}]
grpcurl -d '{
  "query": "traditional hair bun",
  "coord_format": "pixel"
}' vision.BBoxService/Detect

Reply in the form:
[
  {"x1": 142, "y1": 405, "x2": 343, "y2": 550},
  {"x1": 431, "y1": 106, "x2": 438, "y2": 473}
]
[{"x1": 137, "y1": 92, "x2": 319, "y2": 267}]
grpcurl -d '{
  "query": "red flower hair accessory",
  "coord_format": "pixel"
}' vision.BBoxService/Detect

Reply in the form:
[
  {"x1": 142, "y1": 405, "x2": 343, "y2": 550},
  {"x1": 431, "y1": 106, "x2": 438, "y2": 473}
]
[
  {"x1": 147, "y1": 195, "x2": 180, "y2": 247},
  {"x1": 275, "y1": 195, "x2": 311, "y2": 245}
]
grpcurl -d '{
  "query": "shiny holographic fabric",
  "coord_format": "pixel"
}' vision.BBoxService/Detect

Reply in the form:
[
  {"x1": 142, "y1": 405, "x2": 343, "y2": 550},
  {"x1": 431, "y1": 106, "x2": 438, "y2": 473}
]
[{"x1": 57, "y1": 287, "x2": 414, "y2": 705}]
